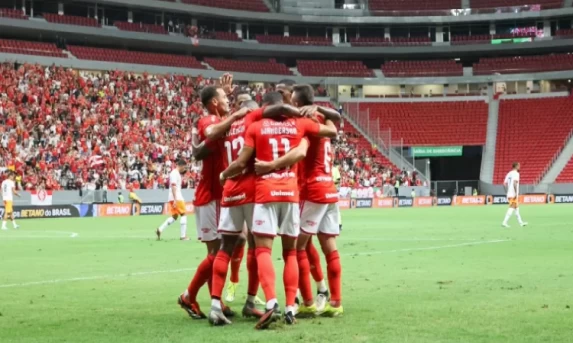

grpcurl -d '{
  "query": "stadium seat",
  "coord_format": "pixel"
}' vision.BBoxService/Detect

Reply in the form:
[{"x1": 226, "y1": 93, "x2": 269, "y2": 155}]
[
  {"x1": 209, "y1": 31, "x2": 241, "y2": 41},
  {"x1": 297, "y1": 60, "x2": 374, "y2": 77},
  {"x1": 43, "y1": 13, "x2": 100, "y2": 27},
  {"x1": 470, "y1": 0, "x2": 561, "y2": 9},
  {"x1": 382, "y1": 60, "x2": 463, "y2": 77},
  {"x1": 556, "y1": 158, "x2": 573, "y2": 183},
  {"x1": 350, "y1": 101, "x2": 488, "y2": 146},
  {"x1": 68, "y1": 46, "x2": 204, "y2": 69},
  {"x1": 474, "y1": 54, "x2": 573, "y2": 75},
  {"x1": 0, "y1": 39, "x2": 67, "y2": 58},
  {"x1": 205, "y1": 58, "x2": 292, "y2": 75},
  {"x1": 494, "y1": 97, "x2": 573, "y2": 184},
  {"x1": 180, "y1": 0, "x2": 269, "y2": 12},
  {"x1": 114, "y1": 21, "x2": 167, "y2": 35},
  {"x1": 350, "y1": 37, "x2": 431, "y2": 46},
  {"x1": 0, "y1": 8, "x2": 28, "y2": 20},
  {"x1": 256, "y1": 35, "x2": 332, "y2": 46},
  {"x1": 369, "y1": 0, "x2": 461, "y2": 15}
]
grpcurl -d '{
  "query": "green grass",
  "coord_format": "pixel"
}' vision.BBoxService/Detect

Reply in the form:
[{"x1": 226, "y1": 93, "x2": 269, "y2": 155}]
[{"x1": 1, "y1": 206, "x2": 572, "y2": 343}]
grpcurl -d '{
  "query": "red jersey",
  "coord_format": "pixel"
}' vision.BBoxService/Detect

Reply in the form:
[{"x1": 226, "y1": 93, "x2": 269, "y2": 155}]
[
  {"x1": 245, "y1": 117, "x2": 320, "y2": 204},
  {"x1": 193, "y1": 114, "x2": 224, "y2": 206},
  {"x1": 299, "y1": 116, "x2": 338, "y2": 204},
  {"x1": 221, "y1": 109, "x2": 264, "y2": 207}
]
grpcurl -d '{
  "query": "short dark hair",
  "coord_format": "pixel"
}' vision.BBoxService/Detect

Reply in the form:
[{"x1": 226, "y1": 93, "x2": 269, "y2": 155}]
[
  {"x1": 293, "y1": 84, "x2": 314, "y2": 106},
  {"x1": 512, "y1": 162, "x2": 519, "y2": 169},
  {"x1": 177, "y1": 159, "x2": 187, "y2": 166},
  {"x1": 262, "y1": 92, "x2": 283, "y2": 106},
  {"x1": 201, "y1": 86, "x2": 220, "y2": 107},
  {"x1": 277, "y1": 79, "x2": 296, "y2": 86},
  {"x1": 241, "y1": 100, "x2": 259, "y2": 110}
]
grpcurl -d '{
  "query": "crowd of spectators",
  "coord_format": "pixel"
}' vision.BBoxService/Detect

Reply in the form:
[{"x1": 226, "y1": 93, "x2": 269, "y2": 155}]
[{"x1": 0, "y1": 62, "x2": 394, "y2": 192}]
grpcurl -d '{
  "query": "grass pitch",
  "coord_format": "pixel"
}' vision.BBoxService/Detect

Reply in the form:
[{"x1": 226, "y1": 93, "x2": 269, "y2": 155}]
[{"x1": 0, "y1": 206, "x2": 572, "y2": 343}]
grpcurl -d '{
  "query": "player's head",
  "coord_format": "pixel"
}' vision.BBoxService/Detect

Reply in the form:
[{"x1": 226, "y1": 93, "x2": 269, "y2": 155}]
[
  {"x1": 201, "y1": 86, "x2": 229, "y2": 116},
  {"x1": 177, "y1": 159, "x2": 187, "y2": 173},
  {"x1": 241, "y1": 100, "x2": 260, "y2": 110},
  {"x1": 6, "y1": 171, "x2": 15, "y2": 180},
  {"x1": 513, "y1": 162, "x2": 520, "y2": 171},
  {"x1": 276, "y1": 79, "x2": 296, "y2": 104},
  {"x1": 292, "y1": 84, "x2": 314, "y2": 108},
  {"x1": 262, "y1": 91, "x2": 283, "y2": 106},
  {"x1": 236, "y1": 91, "x2": 252, "y2": 109}
]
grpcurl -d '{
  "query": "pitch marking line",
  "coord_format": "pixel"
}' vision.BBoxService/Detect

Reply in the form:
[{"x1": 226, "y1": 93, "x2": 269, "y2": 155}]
[
  {"x1": 0, "y1": 230, "x2": 78, "y2": 239},
  {"x1": 0, "y1": 239, "x2": 509, "y2": 289}
]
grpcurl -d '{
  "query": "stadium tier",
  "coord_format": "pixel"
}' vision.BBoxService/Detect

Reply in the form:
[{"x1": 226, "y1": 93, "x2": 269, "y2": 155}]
[
  {"x1": 369, "y1": 0, "x2": 461, "y2": 11},
  {"x1": 352, "y1": 102, "x2": 488, "y2": 146},
  {"x1": 469, "y1": 0, "x2": 562, "y2": 9},
  {"x1": 204, "y1": 58, "x2": 292, "y2": 75},
  {"x1": 68, "y1": 46, "x2": 205, "y2": 69},
  {"x1": 494, "y1": 97, "x2": 573, "y2": 184},
  {"x1": 350, "y1": 37, "x2": 431, "y2": 46},
  {"x1": 473, "y1": 54, "x2": 573, "y2": 75},
  {"x1": 0, "y1": 8, "x2": 27, "y2": 19},
  {"x1": 180, "y1": 0, "x2": 269, "y2": 12},
  {"x1": 0, "y1": 39, "x2": 67, "y2": 58},
  {"x1": 43, "y1": 13, "x2": 100, "y2": 27},
  {"x1": 209, "y1": 31, "x2": 242, "y2": 41},
  {"x1": 297, "y1": 60, "x2": 374, "y2": 77},
  {"x1": 382, "y1": 60, "x2": 463, "y2": 77},
  {"x1": 556, "y1": 159, "x2": 573, "y2": 183},
  {"x1": 114, "y1": 21, "x2": 167, "y2": 35},
  {"x1": 255, "y1": 35, "x2": 332, "y2": 46}
]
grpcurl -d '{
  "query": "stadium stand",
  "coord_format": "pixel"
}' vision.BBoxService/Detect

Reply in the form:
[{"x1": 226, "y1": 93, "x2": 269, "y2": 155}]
[
  {"x1": 204, "y1": 58, "x2": 292, "y2": 75},
  {"x1": 451, "y1": 35, "x2": 492, "y2": 45},
  {"x1": 68, "y1": 46, "x2": 205, "y2": 69},
  {"x1": 382, "y1": 60, "x2": 463, "y2": 77},
  {"x1": 369, "y1": 0, "x2": 461, "y2": 11},
  {"x1": 297, "y1": 60, "x2": 374, "y2": 77},
  {"x1": 43, "y1": 13, "x2": 100, "y2": 27},
  {"x1": 350, "y1": 37, "x2": 431, "y2": 46},
  {"x1": 208, "y1": 31, "x2": 242, "y2": 41},
  {"x1": 555, "y1": 29, "x2": 573, "y2": 38},
  {"x1": 352, "y1": 101, "x2": 488, "y2": 146},
  {"x1": 180, "y1": 0, "x2": 269, "y2": 12},
  {"x1": 256, "y1": 35, "x2": 332, "y2": 46},
  {"x1": 556, "y1": 159, "x2": 573, "y2": 183},
  {"x1": 469, "y1": 0, "x2": 562, "y2": 9},
  {"x1": 473, "y1": 54, "x2": 573, "y2": 75},
  {"x1": 114, "y1": 21, "x2": 167, "y2": 35},
  {"x1": 0, "y1": 39, "x2": 67, "y2": 58},
  {"x1": 0, "y1": 8, "x2": 27, "y2": 19},
  {"x1": 494, "y1": 97, "x2": 573, "y2": 184}
]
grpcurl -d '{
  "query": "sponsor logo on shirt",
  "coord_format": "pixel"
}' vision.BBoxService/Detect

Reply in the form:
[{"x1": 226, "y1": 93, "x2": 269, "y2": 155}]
[
  {"x1": 262, "y1": 171, "x2": 296, "y2": 179},
  {"x1": 224, "y1": 193, "x2": 246, "y2": 203},
  {"x1": 270, "y1": 190, "x2": 295, "y2": 197},
  {"x1": 315, "y1": 176, "x2": 333, "y2": 182},
  {"x1": 325, "y1": 193, "x2": 339, "y2": 199}
]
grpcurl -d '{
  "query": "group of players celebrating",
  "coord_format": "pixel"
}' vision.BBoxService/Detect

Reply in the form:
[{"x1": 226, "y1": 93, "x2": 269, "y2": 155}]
[{"x1": 158, "y1": 76, "x2": 344, "y2": 329}]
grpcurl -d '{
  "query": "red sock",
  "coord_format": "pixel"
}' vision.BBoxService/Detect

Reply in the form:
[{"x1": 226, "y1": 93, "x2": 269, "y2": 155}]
[
  {"x1": 283, "y1": 249, "x2": 298, "y2": 307},
  {"x1": 255, "y1": 247, "x2": 276, "y2": 304},
  {"x1": 306, "y1": 241, "x2": 324, "y2": 282},
  {"x1": 326, "y1": 251, "x2": 342, "y2": 305},
  {"x1": 211, "y1": 251, "x2": 231, "y2": 299},
  {"x1": 187, "y1": 254, "x2": 215, "y2": 303},
  {"x1": 296, "y1": 250, "x2": 313, "y2": 305},
  {"x1": 230, "y1": 243, "x2": 245, "y2": 283},
  {"x1": 246, "y1": 248, "x2": 259, "y2": 296}
]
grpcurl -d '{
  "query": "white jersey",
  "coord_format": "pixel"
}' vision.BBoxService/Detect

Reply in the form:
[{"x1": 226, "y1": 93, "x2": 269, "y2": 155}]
[
  {"x1": 168, "y1": 169, "x2": 184, "y2": 201},
  {"x1": 2, "y1": 179, "x2": 15, "y2": 201},
  {"x1": 504, "y1": 170, "x2": 520, "y2": 198}
]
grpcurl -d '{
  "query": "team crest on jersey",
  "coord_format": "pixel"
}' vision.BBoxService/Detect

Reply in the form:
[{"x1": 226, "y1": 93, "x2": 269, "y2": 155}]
[{"x1": 255, "y1": 219, "x2": 265, "y2": 225}]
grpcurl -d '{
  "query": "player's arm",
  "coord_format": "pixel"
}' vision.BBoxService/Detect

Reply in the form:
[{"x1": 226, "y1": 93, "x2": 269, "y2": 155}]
[
  {"x1": 254, "y1": 139, "x2": 309, "y2": 175},
  {"x1": 12, "y1": 185, "x2": 20, "y2": 197},
  {"x1": 300, "y1": 105, "x2": 341, "y2": 122},
  {"x1": 316, "y1": 120, "x2": 338, "y2": 138},
  {"x1": 513, "y1": 179, "x2": 518, "y2": 194},
  {"x1": 170, "y1": 178, "x2": 178, "y2": 201},
  {"x1": 191, "y1": 128, "x2": 211, "y2": 161},
  {"x1": 220, "y1": 146, "x2": 254, "y2": 184},
  {"x1": 204, "y1": 108, "x2": 250, "y2": 141},
  {"x1": 262, "y1": 104, "x2": 300, "y2": 119}
]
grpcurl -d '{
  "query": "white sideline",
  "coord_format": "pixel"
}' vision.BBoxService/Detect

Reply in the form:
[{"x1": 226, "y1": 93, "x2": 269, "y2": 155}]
[{"x1": 0, "y1": 239, "x2": 510, "y2": 289}]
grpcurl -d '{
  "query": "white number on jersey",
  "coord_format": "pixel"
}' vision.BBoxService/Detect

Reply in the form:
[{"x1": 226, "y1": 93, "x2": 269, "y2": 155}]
[
  {"x1": 324, "y1": 141, "x2": 332, "y2": 174},
  {"x1": 224, "y1": 137, "x2": 245, "y2": 164},
  {"x1": 269, "y1": 138, "x2": 291, "y2": 161}
]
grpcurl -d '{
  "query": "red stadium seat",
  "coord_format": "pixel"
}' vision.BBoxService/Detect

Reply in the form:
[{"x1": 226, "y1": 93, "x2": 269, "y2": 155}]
[
  {"x1": 369, "y1": 0, "x2": 461, "y2": 15},
  {"x1": 473, "y1": 54, "x2": 573, "y2": 75},
  {"x1": 350, "y1": 37, "x2": 431, "y2": 46},
  {"x1": 180, "y1": 0, "x2": 269, "y2": 12},
  {"x1": 68, "y1": 46, "x2": 205, "y2": 69},
  {"x1": 43, "y1": 13, "x2": 100, "y2": 27},
  {"x1": 556, "y1": 158, "x2": 573, "y2": 183},
  {"x1": 256, "y1": 35, "x2": 332, "y2": 46},
  {"x1": 0, "y1": 8, "x2": 28, "y2": 20},
  {"x1": 470, "y1": 0, "x2": 561, "y2": 9},
  {"x1": 0, "y1": 39, "x2": 67, "y2": 58},
  {"x1": 297, "y1": 60, "x2": 374, "y2": 77},
  {"x1": 115, "y1": 21, "x2": 167, "y2": 35},
  {"x1": 205, "y1": 58, "x2": 292, "y2": 75},
  {"x1": 382, "y1": 60, "x2": 463, "y2": 77},
  {"x1": 494, "y1": 97, "x2": 573, "y2": 184}
]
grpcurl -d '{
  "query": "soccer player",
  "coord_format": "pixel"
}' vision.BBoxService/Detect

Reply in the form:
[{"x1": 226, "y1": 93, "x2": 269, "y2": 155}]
[
  {"x1": 1, "y1": 171, "x2": 20, "y2": 230},
  {"x1": 155, "y1": 159, "x2": 189, "y2": 240},
  {"x1": 178, "y1": 82, "x2": 245, "y2": 320},
  {"x1": 209, "y1": 92, "x2": 290, "y2": 325},
  {"x1": 255, "y1": 85, "x2": 343, "y2": 317},
  {"x1": 502, "y1": 162, "x2": 528, "y2": 228},
  {"x1": 332, "y1": 159, "x2": 342, "y2": 232},
  {"x1": 220, "y1": 102, "x2": 338, "y2": 329}
]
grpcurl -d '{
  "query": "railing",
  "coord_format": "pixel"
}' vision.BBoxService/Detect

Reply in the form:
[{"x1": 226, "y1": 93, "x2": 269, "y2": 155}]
[
  {"x1": 535, "y1": 129, "x2": 573, "y2": 184},
  {"x1": 367, "y1": 3, "x2": 555, "y2": 17}
]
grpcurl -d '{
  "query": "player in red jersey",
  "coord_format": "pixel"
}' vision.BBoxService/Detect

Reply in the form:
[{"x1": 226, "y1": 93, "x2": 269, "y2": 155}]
[
  {"x1": 178, "y1": 77, "x2": 246, "y2": 320},
  {"x1": 209, "y1": 92, "x2": 289, "y2": 325},
  {"x1": 276, "y1": 80, "x2": 333, "y2": 309},
  {"x1": 220, "y1": 104, "x2": 338, "y2": 329}
]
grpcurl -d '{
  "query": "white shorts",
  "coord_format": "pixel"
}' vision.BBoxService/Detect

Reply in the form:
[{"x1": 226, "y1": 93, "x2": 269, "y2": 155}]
[
  {"x1": 218, "y1": 204, "x2": 254, "y2": 235},
  {"x1": 194, "y1": 200, "x2": 220, "y2": 242},
  {"x1": 300, "y1": 201, "x2": 340, "y2": 236},
  {"x1": 252, "y1": 202, "x2": 300, "y2": 238}
]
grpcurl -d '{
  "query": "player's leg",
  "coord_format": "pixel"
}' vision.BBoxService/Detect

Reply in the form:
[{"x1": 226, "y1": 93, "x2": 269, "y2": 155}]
[
  {"x1": 279, "y1": 202, "x2": 301, "y2": 325},
  {"x1": 9, "y1": 202, "x2": 18, "y2": 229},
  {"x1": 178, "y1": 201, "x2": 189, "y2": 240},
  {"x1": 316, "y1": 203, "x2": 343, "y2": 317},
  {"x1": 295, "y1": 233, "x2": 316, "y2": 317},
  {"x1": 242, "y1": 229, "x2": 265, "y2": 318},
  {"x1": 156, "y1": 202, "x2": 177, "y2": 240},
  {"x1": 252, "y1": 203, "x2": 281, "y2": 330},
  {"x1": 2, "y1": 202, "x2": 8, "y2": 230},
  {"x1": 502, "y1": 199, "x2": 516, "y2": 227},
  {"x1": 225, "y1": 231, "x2": 246, "y2": 303},
  {"x1": 513, "y1": 202, "x2": 527, "y2": 226},
  {"x1": 301, "y1": 201, "x2": 329, "y2": 309},
  {"x1": 306, "y1": 240, "x2": 328, "y2": 294},
  {"x1": 337, "y1": 203, "x2": 342, "y2": 231}
]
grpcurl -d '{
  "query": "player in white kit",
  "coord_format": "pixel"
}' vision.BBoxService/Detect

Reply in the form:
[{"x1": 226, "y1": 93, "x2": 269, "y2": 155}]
[
  {"x1": 2, "y1": 171, "x2": 20, "y2": 230},
  {"x1": 502, "y1": 162, "x2": 527, "y2": 228},
  {"x1": 156, "y1": 159, "x2": 189, "y2": 240}
]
